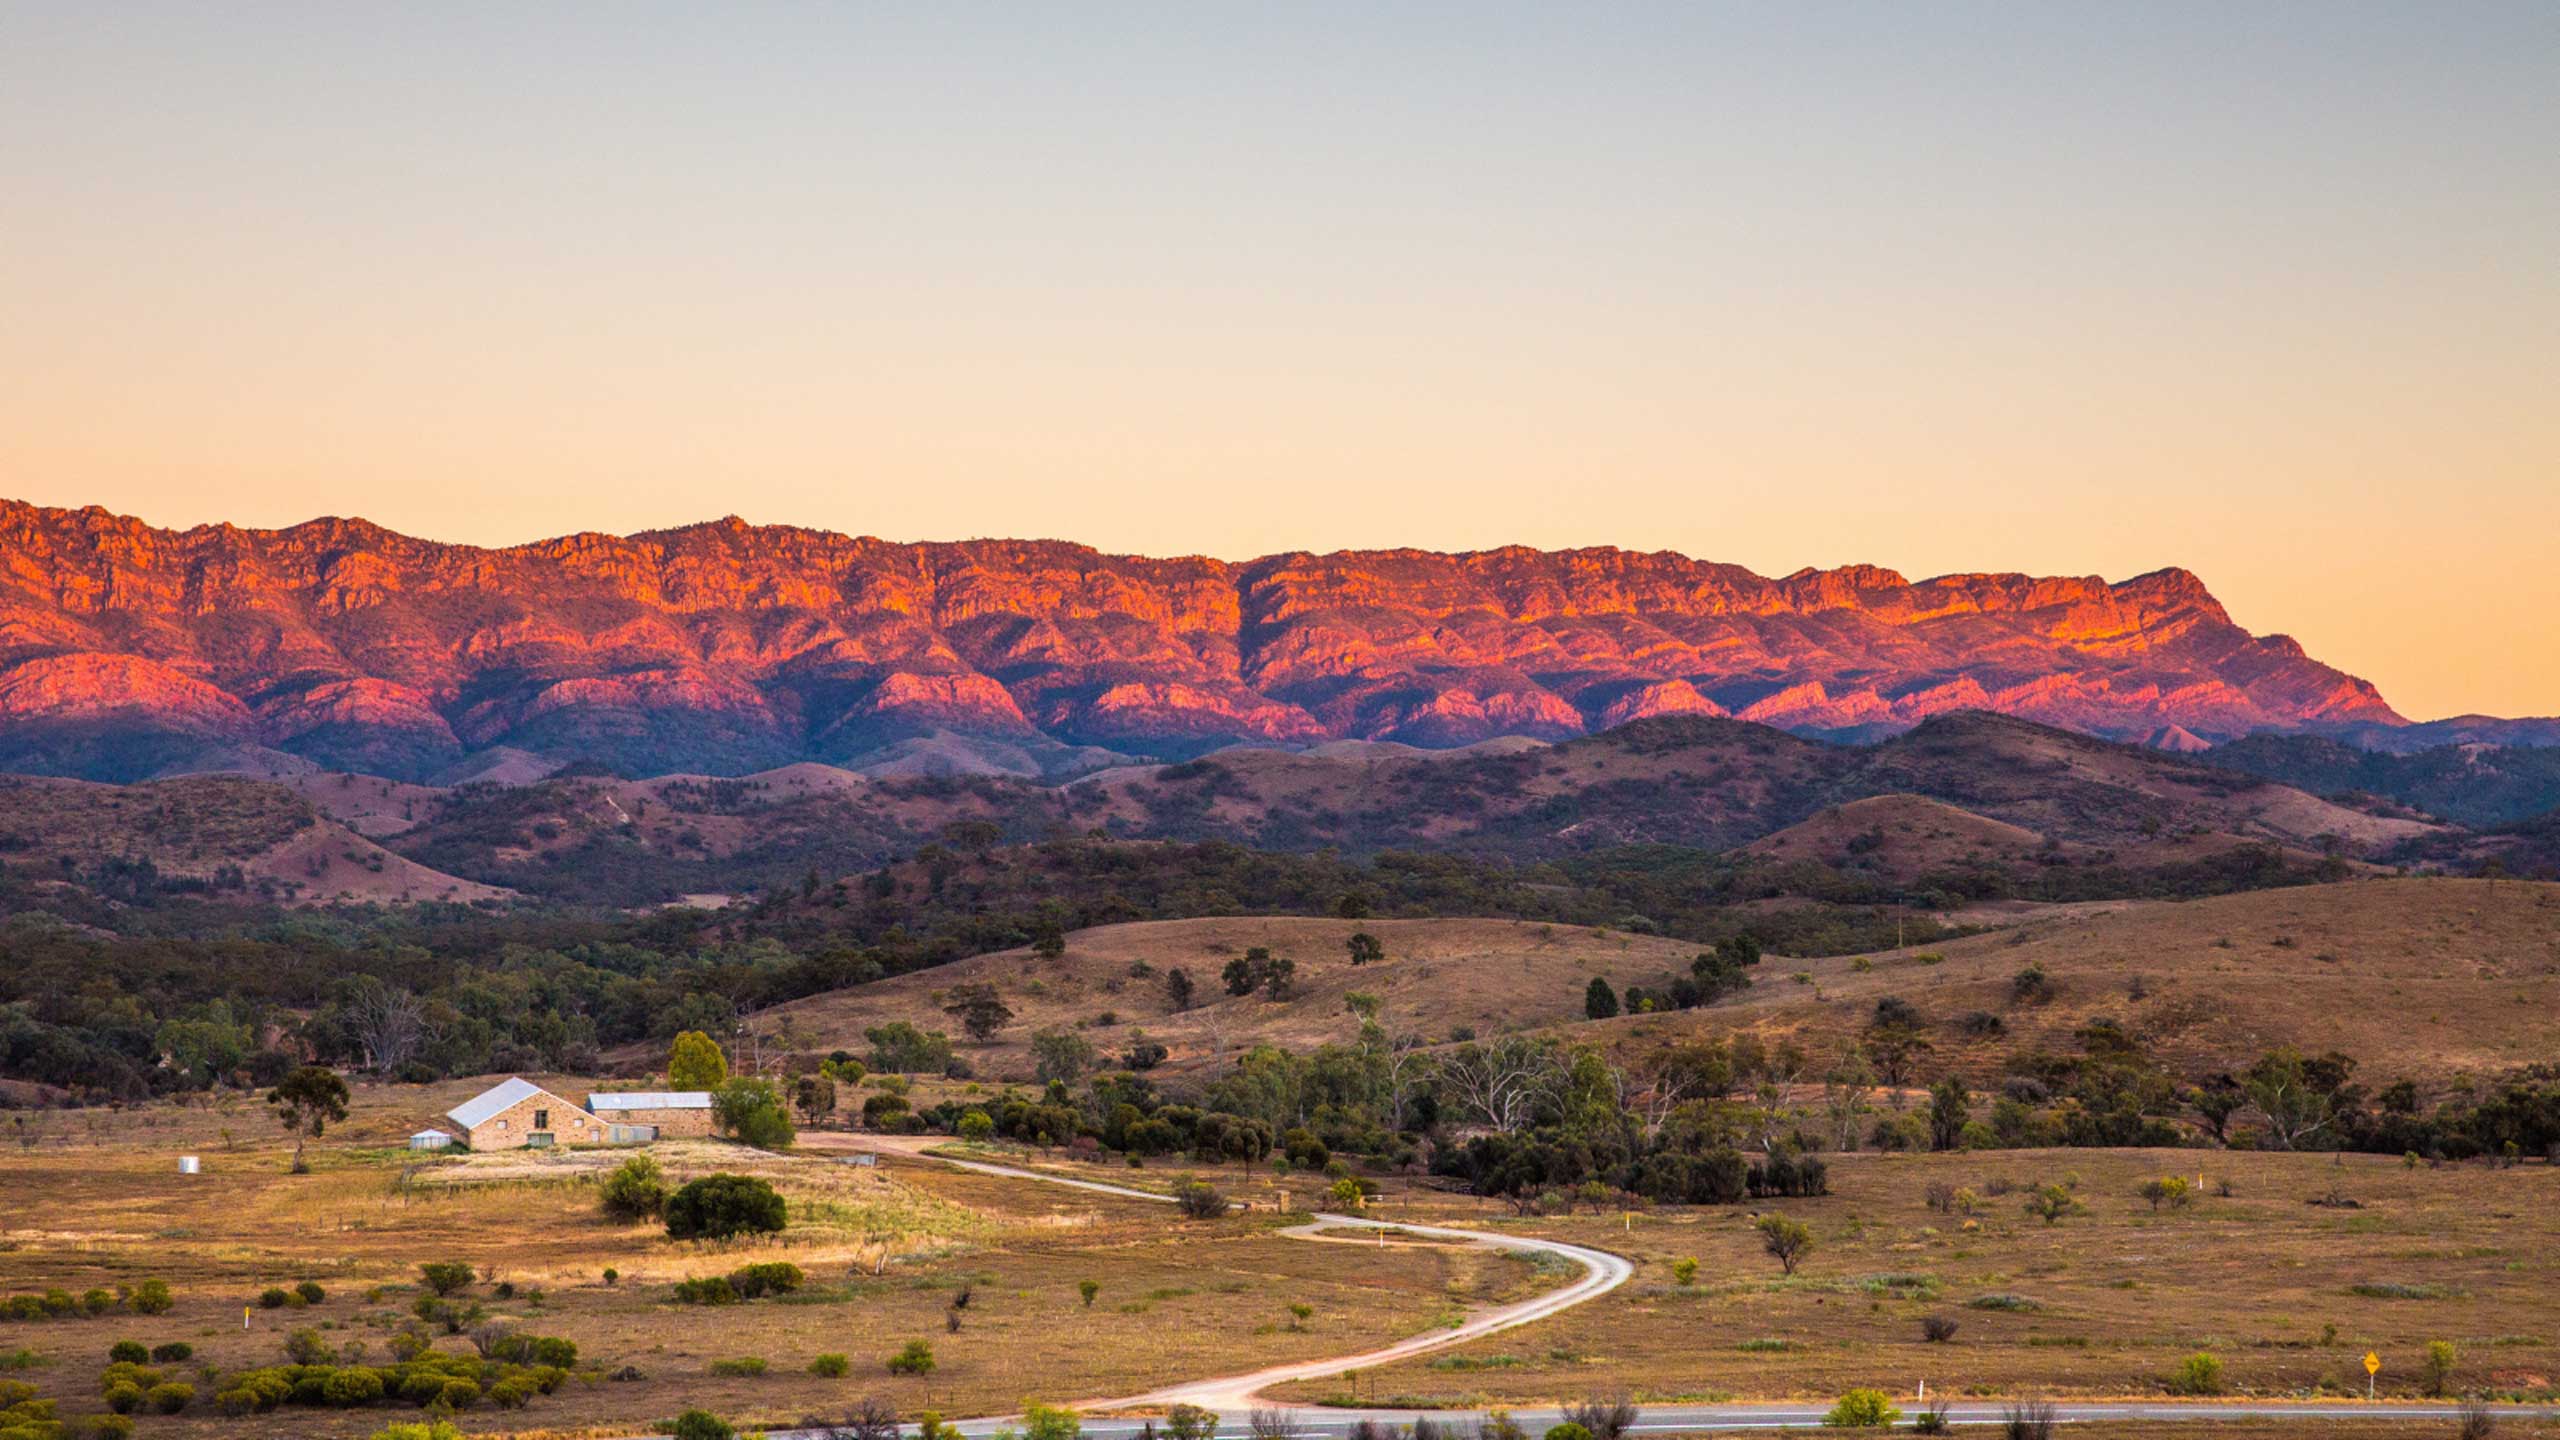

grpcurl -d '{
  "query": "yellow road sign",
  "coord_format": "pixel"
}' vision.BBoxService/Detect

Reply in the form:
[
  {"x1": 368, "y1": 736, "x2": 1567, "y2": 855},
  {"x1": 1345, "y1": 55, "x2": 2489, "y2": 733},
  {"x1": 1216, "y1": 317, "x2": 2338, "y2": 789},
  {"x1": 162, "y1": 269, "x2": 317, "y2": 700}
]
[{"x1": 2364, "y1": 1351, "x2": 2381, "y2": 1375}]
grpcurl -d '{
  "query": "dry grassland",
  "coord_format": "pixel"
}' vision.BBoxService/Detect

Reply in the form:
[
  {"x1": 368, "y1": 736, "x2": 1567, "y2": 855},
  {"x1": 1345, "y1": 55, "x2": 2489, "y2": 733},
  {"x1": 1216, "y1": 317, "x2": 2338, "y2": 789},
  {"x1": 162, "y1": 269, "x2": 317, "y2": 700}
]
[
  {"x1": 1266, "y1": 1148, "x2": 2560, "y2": 1411},
  {"x1": 0, "y1": 1083, "x2": 1547, "y2": 1436}
]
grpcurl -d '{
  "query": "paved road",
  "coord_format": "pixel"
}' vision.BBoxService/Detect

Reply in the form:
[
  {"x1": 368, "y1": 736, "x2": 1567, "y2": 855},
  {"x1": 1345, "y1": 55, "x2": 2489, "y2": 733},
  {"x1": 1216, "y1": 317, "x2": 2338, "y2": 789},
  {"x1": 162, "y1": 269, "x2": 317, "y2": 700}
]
[{"x1": 711, "y1": 1143, "x2": 2560, "y2": 1435}]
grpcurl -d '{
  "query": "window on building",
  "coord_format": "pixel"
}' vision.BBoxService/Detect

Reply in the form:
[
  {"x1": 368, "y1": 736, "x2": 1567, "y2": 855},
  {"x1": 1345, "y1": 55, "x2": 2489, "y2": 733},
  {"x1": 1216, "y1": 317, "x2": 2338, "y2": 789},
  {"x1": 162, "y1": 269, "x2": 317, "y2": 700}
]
[{"x1": 534, "y1": 1110, "x2": 550, "y2": 1131}]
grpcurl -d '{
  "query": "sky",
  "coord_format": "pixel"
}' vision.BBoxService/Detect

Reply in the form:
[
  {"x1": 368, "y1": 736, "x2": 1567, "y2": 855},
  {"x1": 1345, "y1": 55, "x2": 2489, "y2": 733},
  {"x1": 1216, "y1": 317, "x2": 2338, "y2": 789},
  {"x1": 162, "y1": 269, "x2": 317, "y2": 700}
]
[{"x1": 1, "y1": 4, "x2": 2553, "y2": 721}]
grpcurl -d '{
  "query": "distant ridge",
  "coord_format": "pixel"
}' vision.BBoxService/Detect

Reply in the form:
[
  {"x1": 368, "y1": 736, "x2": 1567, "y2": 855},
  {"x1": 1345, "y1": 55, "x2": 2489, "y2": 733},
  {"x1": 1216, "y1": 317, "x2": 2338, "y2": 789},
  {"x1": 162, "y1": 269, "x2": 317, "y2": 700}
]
[{"x1": 0, "y1": 498, "x2": 2405, "y2": 781}]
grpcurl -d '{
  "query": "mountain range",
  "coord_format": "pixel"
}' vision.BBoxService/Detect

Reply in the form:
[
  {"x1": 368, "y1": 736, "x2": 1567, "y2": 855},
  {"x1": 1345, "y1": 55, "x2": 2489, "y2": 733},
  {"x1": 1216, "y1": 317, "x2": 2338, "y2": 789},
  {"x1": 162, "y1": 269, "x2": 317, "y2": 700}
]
[{"x1": 0, "y1": 498, "x2": 2448, "y2": 783}]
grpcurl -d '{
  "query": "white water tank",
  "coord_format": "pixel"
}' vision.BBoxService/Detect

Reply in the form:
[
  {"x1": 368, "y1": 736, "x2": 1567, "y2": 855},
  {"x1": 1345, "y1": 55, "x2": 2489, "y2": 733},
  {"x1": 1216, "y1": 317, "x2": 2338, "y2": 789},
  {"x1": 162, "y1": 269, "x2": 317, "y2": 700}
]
[{"x1": 178, "y1": 1156, "x2": 200, "y2": 1175}]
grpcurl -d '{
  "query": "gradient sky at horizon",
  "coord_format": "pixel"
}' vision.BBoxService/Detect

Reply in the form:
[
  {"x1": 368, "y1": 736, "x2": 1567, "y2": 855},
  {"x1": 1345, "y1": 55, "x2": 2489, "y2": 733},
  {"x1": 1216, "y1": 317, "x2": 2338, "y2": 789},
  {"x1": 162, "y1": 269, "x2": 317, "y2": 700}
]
[{"x1": 2, "y1": 4, "x2": 2553, "y2": 720}]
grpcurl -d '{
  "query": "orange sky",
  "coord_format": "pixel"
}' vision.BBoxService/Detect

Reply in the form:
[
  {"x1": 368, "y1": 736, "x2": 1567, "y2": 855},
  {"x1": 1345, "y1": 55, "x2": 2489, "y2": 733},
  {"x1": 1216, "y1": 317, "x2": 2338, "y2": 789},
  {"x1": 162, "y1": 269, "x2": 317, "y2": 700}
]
[{"x1": 2, "y1": 7, "x2": 2552, "y2": 720}]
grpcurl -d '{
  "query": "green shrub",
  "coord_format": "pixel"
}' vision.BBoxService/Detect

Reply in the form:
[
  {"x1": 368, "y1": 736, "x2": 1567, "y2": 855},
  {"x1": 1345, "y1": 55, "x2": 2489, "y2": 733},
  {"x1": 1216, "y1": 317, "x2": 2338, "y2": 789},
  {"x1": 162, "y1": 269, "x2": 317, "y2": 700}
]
[
  {"x1": 728, "y1": 1262, "x2": 804, "y2": 1299},
  {"x1": 417, "y1": 1262, "x2": 475, "y2": 1297},
  {"x1": 258, "y1": 1287, "x2": 291, "y2": 1309},
  {"x1": 664, "y1": 1174, "x2": 787, "y2": 1241},
  {"x1": 886, "y1": 1340, "x2": 935, "y2": 1377},
  {"x1": 1821, "y1": 1389, "x2": 1902, "y2": 1428},
  {"x1": 106, "y1": 1343, "x2": 148, "y2": 1366},
  {"x1": 102, "y1": 1384, "x2": 142, "y2": 1415},
  {"x1": 325, "y1": 1367, "x2": 387, "y2": 1406},
  {"x1": 808, "y1": 1353, "x2": 850, "y2": 1377},
  {"x1": 599, "y1": 1154, "x2": 668, "y2": 1221},
  {"x1": 147, "y1": 1343, "x2": 190, "y2": 1364},
  {"x1": 485, "y1": 1375, "x2": 536, "y2": 1409},
  {"x1": 1966, "y1": 1293, "x2": 2040, "y2": 1312},
  {"x1": 372, "y1": 1424, "x2": 468, "y2": 1440},
  {"x1": 672, "y1": 1411, "x2": 737, "y2": 1440},
  {"x1": 146, "y1": 1382, "x2": 194, "y2": 1414},
  {"x1": 215, "y1": 1387, "x2": 258, "y2": 1418},
  {"x1": 86, "y1": 1414, "x2": 136, "y2": 1439},
  {"x1": 1544, "y1": 1426, "x2": 1592, "y2": 1440},
  {"x1": 671, "y1": 1277, "x2": 740, "y2": 1307},
  {"x1": 436, "y1": 1379, "x2": 479, "y2": 1409},
  {"x1": 295, "y1": 1281, "x2": 327, "y2": 1306},
  {"x1": 2168, "y1": 1352, "x2": 2224, "y2": 1396},
  {"x1": 708, "y1": 1356, "x2": 767, "y2": 1377}
]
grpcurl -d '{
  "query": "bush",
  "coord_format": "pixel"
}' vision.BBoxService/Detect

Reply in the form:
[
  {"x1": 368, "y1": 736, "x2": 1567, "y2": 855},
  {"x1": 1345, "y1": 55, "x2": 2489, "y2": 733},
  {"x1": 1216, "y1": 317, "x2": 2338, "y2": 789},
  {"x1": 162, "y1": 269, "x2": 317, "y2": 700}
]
[
  {"x1": 728, "y1": 1262, "x2": 804, "y2": 1299},
  {"x1": 673, "y1": 1277, "x2": 741, "y2": 1306},
  {"x1": 600, "y1": 1153, "x2": 669, "y2": 1221},
  {"x1": 84, "y1": 1418, "x2": 135, "y2": 1440},
  {"x1": 147, "y1": 1382, "x2": 194, "y2": 1414},
  {"x1": 148, "y1": 1343, "x2": 191, "y2": 1364},
  {"x1": 1173, "y1": 1177, "x2": 1230, "y2": 1220},
  {"x1": 956, "y1": 1110, "x2": 995, "y2": 1141},
  {"x1": 436, "y1": 1379, "x2": 480, "y2": 1409},
  {"x1": 709, "y1": 1356, "x2": 767, "y2": 1377},
  {"x1": 258, "y1": 1287, "x2": 291, "y2": 1309},
  {"x1": 107, "y1": 1342, "x2": 148, "y2": 1365},
  {"x1": 664, "y1": 1174, "x2": 787, "y2": 1241},
  {"x1": 127, "y1": 1280, "x2": 172, "y2": 1316},
  {"x1": 2423, "y1": 1339, "x2": 2457, "y2": 1397},
  {"x1": 673, "y1": 1411, "x2": 737, "y2": 1440},
  {"x1": 808, "y1": 1353, "x2": 850, "y2": 1377},
  {"x1": 418, "y1": 1262, "x2": 475, "y2": 1297},
  {"x1": 102, "y1": 1383, "x2": 143, "y2": 1415},
  {"x1": 324, "y1": 1367, "x2": 386, "y2": 1406},
  {"x1": 295, "y1": 1280, "x2": 327, "y2": 1305},
  {"x1": 486, "y1": 1375, "x2": 537, "y2": 1409},
  {"x1": 1543, "y1": 1427, "x2": 1592, "y2": 1440},
  {"x1": 1920, "y1": 1314, "x2": 1960, "y2": 1343},
  {"x1": 886, "y1": 1340, "x2": 935, "y2": 1377},
  {"x1": 372, "y1": 1425, "x2": 468, "y2": 1440},
  {"x1": 1670, "y1": 1258, "x2": 1698, "y2": 1285},
  {"x1": 2168, "y1": 1352, "x2": 2224, "y2": 1396},
  {"x1": 1821, "y1": 1389, "x2": 1901, "y2": 1427}
]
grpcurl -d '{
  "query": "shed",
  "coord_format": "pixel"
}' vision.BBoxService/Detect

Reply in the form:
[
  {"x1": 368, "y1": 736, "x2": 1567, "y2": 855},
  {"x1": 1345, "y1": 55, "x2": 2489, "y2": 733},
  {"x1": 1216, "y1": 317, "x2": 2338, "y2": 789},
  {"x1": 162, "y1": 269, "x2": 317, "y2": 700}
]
[
  {"x1": 585, "y1": 1089, "x2": 717, "y2": 1142},
  {"x1": 409, "y1": 1129, "x2": 456, "y2": 1151}
]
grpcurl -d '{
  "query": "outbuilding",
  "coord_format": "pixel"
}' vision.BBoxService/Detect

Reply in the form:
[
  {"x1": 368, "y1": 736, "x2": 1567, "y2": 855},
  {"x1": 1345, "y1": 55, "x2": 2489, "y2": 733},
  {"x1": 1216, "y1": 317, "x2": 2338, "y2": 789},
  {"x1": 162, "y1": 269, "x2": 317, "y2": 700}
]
[
  {"x1": 408, "y1": 1128, "x2": 457, "y2": 1151},
  {"x1": 584, "y1": 1090, "x2": 716, "y2": 1143}
]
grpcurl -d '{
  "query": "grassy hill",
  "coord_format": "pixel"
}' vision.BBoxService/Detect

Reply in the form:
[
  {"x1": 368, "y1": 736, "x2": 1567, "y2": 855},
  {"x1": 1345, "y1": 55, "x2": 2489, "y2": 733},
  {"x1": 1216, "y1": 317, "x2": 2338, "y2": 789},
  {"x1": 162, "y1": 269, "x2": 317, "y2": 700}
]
[
  {"x1": 1590, "y1": 876, "x2": 2560, "y2": 1085},
  {"x1": 0, "y1": 772, "x2": 507, "y2": 906},
  {"x1": 747, "y1": 878, "x2": 2560, "y2": 1096},
  {"x1": 747, "y1": 915, "x2": 1711, "y2": 1079}
]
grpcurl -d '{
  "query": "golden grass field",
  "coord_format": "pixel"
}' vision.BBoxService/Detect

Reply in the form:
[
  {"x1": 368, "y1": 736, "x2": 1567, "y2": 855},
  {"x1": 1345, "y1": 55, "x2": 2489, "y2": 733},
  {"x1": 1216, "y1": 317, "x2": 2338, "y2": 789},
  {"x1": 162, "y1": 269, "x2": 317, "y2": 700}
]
[
  {"x1": 0, "y1": 1080, "x2": 1552, "y2": 1438},
  {"x1": 5, "y1": 1077, "x2": 2559, "y2": 1437},
  {"x1": 1264, "y1": 1146, "x2": 2559, "y2": 1412}
]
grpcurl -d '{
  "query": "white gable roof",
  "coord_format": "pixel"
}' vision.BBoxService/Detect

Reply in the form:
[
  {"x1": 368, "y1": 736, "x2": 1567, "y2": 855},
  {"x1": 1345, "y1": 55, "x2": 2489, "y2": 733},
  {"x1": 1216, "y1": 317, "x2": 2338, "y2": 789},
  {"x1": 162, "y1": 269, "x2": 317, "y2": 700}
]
[
  {"x1": 446, "y1": 1077, "x2": 562, "y2": 1129},
  {"x1": 587, "y1": 1091, "x2": 713, "y2": 1112}
]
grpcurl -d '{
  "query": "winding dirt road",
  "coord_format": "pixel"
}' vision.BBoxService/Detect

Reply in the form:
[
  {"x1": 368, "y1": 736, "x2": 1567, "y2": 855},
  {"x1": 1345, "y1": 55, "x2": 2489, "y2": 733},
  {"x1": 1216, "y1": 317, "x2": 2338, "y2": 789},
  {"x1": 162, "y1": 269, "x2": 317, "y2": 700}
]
[{"x1": 912, "y1": 1149, "x2": 1633, "y2": 1412}]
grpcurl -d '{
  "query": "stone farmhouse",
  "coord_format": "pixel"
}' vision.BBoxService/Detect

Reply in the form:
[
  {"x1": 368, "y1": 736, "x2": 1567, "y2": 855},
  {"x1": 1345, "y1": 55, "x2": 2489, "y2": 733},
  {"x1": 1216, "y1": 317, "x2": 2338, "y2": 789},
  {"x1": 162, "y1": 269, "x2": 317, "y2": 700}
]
[{"x1": 443, "y1": 1077, "x2": 714, "y2": 1151}]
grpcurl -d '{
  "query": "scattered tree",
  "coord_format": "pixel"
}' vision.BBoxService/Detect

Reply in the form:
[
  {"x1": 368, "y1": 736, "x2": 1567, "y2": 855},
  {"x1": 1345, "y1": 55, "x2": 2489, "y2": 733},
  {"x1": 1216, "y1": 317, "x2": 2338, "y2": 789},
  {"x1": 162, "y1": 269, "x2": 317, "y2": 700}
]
[
  {"x1": 1346, "y1": 932, "x2": 1384, "y2": 966},
  {"x1": 1756, "y1": 1214, "x2": 1814, "y2": 1275},
  {"x1": 266, "y1": 1066, "x2": 349, "y2": 1173},
  {"x1": 943, "y1": 985, "x2": 1016, "y2": 1043},
  {"x1": 1584, "y1": 977, "x2": 1620, "y2": 1020},
  {"x1": 669, "y1": 1030, "x2": 729, "y2": 1089}
]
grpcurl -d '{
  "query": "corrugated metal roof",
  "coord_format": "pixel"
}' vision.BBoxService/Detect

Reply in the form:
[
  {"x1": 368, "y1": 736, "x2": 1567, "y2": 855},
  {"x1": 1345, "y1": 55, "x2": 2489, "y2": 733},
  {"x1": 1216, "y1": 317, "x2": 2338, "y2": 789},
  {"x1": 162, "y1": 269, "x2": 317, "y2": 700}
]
[
  {"x1": 586, "y1": 1091, "x2": 713, "y2": 1111},
  {"x1": 445, "y1": 1076, "x2": 554, "y2": 1128}
]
